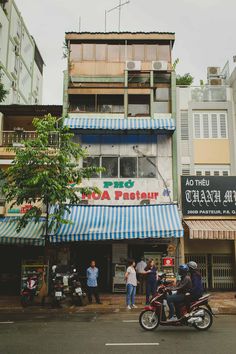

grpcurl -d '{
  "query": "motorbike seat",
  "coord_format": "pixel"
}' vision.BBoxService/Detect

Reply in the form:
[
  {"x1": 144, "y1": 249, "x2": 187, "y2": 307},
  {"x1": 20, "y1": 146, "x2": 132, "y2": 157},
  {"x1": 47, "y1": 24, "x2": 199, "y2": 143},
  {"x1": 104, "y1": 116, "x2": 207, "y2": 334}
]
[{"x1": 198, "y1": 294, "x2": 210, "y2": 301}]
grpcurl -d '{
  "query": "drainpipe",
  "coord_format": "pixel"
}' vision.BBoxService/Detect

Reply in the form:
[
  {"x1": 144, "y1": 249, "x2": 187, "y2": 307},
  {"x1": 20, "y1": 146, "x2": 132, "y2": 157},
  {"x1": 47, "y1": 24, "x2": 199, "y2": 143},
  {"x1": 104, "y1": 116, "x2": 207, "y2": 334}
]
[
  {"x1": 171, "y1": 71, "x2": 184, "y2": 265},
  {"x1": 150, "y1": 70, "x2": 154, "y2": 118}
]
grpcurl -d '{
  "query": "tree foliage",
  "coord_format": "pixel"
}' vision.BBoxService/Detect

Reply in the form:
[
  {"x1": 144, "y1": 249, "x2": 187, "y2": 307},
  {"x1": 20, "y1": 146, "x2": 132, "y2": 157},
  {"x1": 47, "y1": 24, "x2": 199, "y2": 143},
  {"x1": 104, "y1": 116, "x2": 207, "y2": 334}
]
[
  {"x1": 0, "y1": 67, "x2": 8, "y2": 103},
  {"x1": 176, "y1": 73, "x2": 194, "y2": 86},
  {"x1": 0, "y1": 114, "x2": 101, "y2": 234}
]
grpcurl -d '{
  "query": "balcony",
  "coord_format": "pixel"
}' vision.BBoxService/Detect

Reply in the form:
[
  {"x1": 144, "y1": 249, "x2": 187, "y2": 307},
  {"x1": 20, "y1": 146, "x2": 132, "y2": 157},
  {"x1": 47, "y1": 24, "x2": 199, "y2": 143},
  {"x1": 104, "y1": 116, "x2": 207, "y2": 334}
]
[
  {"x1": 0, "y1": 131, "x2": 59, "y2": 147},
  {"x1": 191, "y1": 86, "x2": 228, "y2": 102}
]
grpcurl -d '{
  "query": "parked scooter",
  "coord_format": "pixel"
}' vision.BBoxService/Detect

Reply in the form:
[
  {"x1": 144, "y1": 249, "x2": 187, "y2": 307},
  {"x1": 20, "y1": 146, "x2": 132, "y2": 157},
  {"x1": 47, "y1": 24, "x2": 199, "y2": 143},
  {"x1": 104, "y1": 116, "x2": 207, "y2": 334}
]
[
  {"x1": 51, "y1": 265, "x2": 65, "y2": 307},
  {"x1": 69, "y1": 267, "x2": 86, "y2": 306},
  {"x1": 139, "y1": 274, "x2": 214, "y2": 331},
  {"x1": 21, "y1": 272, "x2": 38, "y2": 307}
]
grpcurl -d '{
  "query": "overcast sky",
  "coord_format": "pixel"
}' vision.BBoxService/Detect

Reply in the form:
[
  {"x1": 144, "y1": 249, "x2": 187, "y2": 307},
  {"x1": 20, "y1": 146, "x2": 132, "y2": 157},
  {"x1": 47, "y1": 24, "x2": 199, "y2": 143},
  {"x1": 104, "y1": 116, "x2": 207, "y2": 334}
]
[{"x1": 16, "y1": 0, "x2": 236, "y2": 105}]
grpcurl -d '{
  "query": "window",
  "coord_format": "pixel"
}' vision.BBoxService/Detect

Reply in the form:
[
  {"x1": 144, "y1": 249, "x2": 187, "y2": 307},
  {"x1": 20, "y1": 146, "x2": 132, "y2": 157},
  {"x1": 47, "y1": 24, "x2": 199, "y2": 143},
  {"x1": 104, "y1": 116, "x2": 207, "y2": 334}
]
[
  {"x1": 157, "y1": 45, "x2": 170, "y2": 61},
  {"x1": 82, "y1": 44, "x2": 94, "y2": 60},
  {"x1": 133, "y1": 45, "x2": 145, "y2": 60},
  {"x1": 193, "y1": 112, "x2": 228, "y2": 139},
  {"x1": 194, "y1": 114, "x2": 201, "y2": 138},
  {"x1": 146, "y1": 45, "x2": 158, "y2": 61},
  {"x1": 195, "y1": 166, "x2": 230, "y2": 176},
  {"x1": 155, "y1": 88, "x2": 170, "y2": 101},
  {"x1": 120, "y1": 157, "x2": 137, "y2": 178},
  {"x1": 70, "y1": 44, "x2": 82, "y2": 61},
  {"x1": 83, "y1": 154, "x2": 157, "y2": 178},
  {"x1": 138, "y1": 157, "x2": 156, "y2": 178},
  {"x1": 83, "y1": 157, "x2": 100, "y2": 177},
  {"x1": 95, "y1": 44, "x2": 107, "y2": 61},
  {"x1": 108, "y1": 45, "x2": 120, "y2": 62},
  {"x1": 102, "y1": 157, "x2": 118, "y2": 178},
  {"x1": 181, "y1": 165, "x2": 190, "y2": 176}
]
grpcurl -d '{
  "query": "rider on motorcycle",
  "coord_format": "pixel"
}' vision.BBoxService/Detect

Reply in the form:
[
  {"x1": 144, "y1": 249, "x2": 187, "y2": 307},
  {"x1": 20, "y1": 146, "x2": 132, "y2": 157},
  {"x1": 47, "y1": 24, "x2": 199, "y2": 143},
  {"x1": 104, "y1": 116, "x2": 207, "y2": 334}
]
[
  {"x1": 187, "y1": 261, "x2": 204, "y2": 301},
  {"x1": 167, "y1": 264, "x2": 192, "y2": 321}
]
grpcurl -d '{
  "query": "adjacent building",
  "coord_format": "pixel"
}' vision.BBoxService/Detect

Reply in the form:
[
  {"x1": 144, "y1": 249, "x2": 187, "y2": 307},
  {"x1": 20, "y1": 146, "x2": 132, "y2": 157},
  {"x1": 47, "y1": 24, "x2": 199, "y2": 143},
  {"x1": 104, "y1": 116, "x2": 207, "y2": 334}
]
[
  {"x1": 0, "y1": 0, "x2": 44, "y2": 104},
  {"x1": 176, "y1": 67, "x2": 236, "y2": 290}
]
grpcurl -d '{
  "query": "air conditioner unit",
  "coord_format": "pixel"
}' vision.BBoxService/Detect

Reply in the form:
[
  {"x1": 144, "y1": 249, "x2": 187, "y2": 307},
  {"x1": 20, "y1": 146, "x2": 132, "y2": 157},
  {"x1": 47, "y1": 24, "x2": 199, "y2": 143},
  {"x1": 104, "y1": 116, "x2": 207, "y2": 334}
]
[
  {"x1": 125, "y1": 60, "x2": 141, "y2": 71},
  {"x1": 208, "y1": 78, "x2": 223, "y2": 86},
  {"x1": 152, "y1": 61, "x2": 168, "y2": 71},
  {"x1": 207, "y1": 67, "x2": 221, "y2": 78}
]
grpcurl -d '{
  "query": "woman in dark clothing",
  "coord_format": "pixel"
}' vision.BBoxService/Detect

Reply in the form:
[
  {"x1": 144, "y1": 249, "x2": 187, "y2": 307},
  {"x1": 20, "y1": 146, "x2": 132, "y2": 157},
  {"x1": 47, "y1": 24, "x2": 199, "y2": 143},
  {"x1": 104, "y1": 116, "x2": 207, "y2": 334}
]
[
  {"x1": 187, "y1": 261, "x2": 204, "y2": 300},
  {"x1": 144, "y1": 260, "x2": 158, "y2": 304}
]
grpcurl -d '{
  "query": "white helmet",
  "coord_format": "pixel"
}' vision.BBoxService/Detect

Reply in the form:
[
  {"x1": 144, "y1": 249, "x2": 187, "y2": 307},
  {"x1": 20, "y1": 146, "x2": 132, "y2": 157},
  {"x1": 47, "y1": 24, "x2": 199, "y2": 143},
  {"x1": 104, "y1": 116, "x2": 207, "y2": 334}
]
[{"x1": 187, "y1": 261, "x2": 198, "y2": 270}]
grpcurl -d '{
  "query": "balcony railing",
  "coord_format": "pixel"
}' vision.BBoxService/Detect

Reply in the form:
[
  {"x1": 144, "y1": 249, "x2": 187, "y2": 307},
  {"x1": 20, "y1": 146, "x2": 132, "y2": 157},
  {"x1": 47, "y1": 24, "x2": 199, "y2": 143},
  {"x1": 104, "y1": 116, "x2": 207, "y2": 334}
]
[
  {"x1": 191, "y1": 86, "x2": 228, "y2": 102},
  {"x1": 69, "y1": 105, "x2": 124, "y2": 114},
  {"x1": 0, "y1": 131, "x2": 59, "y2": 147}
]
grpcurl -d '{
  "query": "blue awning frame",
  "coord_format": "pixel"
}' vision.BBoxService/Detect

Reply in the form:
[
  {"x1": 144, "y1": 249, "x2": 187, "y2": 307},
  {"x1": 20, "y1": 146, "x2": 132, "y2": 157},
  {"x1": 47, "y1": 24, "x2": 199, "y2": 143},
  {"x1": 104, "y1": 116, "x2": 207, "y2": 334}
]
[
  {"x1": 50, "y1": 204, "x2": 183, "y2": 243},
  {"x1": 64, "y1": 117, "x2": 175, "y2": 131}
]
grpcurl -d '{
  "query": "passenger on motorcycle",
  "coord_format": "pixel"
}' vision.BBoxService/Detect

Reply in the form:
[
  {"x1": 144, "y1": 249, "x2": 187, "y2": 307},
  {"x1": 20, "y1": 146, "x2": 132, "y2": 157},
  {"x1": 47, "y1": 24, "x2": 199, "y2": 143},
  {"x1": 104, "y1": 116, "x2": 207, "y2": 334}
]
[
  {"x1": 187, "y1": 261, "x2": 204, "y2": 301},
  {"x1": 167, "y1": 264, "x2": 192, "y2": 321}
]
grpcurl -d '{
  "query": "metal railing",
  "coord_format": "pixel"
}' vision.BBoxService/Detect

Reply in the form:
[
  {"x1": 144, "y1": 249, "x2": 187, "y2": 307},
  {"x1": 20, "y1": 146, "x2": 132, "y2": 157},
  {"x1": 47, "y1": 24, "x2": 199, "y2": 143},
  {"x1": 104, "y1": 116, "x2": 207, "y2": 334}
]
[{"x1": 0, "y1": 131, "x2": 59, "y2": 147}]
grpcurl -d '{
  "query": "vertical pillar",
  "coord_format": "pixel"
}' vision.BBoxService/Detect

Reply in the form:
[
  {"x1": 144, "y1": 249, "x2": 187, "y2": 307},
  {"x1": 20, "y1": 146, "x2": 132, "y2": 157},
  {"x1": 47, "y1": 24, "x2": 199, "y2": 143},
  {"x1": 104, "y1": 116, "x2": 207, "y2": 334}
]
[
  {"x1": 150, "y1": 70, "x2": 154, "y2": 118},
  {"x1": 62, "y1": 70, "x2": 69, "y2": 118},
  {"x1": 179, "y1": 237, "x2": 185, "y2": 265},
  {"x1": 171, "y1": 71, "x2": 178, "y2": 202},
  {"x1": 234, "y1": 240, "x2": 236, "y2": 287},
  {"x1": 124, "y1": 70, "x2": 128, "y2": 117}
]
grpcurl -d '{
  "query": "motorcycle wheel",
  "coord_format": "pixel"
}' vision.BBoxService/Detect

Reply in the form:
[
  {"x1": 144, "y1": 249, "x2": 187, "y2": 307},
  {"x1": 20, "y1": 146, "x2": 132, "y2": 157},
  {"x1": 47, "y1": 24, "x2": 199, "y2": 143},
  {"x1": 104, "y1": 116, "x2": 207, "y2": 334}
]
[
  {"x1": 193, "y1": 308, "x2": 213, "y2": 331},
  {"x1": 139, "y1": 310, "x2": 160, "y2": 331}
]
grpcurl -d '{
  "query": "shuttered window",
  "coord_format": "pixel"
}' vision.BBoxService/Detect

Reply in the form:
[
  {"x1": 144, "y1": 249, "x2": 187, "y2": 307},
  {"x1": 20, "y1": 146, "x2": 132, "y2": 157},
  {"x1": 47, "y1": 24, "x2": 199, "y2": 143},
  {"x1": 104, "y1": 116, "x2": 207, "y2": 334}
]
[
  {"x1": 195, "y1": 166, "x2": 230, "y2": 176},
  {"x1": 180, "y1": 111, "x2": 189, "y2": 140},
  {"x1": 193, "y1": 112, "x2": 228, "y2": 139}
]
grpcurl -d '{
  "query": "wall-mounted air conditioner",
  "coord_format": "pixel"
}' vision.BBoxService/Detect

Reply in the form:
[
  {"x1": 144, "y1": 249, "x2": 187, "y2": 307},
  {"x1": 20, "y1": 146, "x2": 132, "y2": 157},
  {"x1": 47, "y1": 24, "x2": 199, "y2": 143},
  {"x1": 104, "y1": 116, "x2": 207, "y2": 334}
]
[
  {"x1": 208, "y1": 78, "x2": 223, "y2": 86},
  {"x1": 207, "y1": 67, "x2": 221, "y2": 78},
  {"x1": 125, "y1": 60, "x2": 141, "y2": 71},
  {"x1": 152, "y1": 61, "x2": 168, "y2": 71}
]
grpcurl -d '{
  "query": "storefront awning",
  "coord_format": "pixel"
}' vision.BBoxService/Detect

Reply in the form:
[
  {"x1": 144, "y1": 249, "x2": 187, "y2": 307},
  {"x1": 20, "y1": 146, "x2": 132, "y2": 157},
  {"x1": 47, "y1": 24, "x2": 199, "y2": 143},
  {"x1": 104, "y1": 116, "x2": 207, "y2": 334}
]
[
  {"x1": 184, "y1": 220, "x2": 236, "y2": 240},
  {"x1": 64, "y1": 117, "x2": 175, "y2": 131},
  {"x1": 50, "y1": 204, "x2": 183, "y2": 242},
  {"x1": 0, "y1": 218, "x2": 45, "y2": 246}
]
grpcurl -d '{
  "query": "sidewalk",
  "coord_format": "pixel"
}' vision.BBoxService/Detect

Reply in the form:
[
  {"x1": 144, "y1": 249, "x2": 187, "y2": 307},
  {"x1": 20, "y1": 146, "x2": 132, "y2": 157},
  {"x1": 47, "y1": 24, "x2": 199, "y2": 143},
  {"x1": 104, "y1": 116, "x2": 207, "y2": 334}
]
[{"x1": 0, "y1": 292, "x2": 235, "y2": 314}]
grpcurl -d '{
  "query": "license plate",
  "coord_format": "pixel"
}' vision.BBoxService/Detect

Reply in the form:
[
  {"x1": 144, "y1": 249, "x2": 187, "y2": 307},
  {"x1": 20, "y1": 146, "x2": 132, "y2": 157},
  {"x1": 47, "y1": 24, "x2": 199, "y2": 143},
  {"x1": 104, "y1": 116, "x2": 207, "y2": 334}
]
[
  {"x1": 75, "y1": 287, "x2": 82, "y2": 295},
  {"x1": 55, "y1": 291, "x2": 62, "y2": 297}
]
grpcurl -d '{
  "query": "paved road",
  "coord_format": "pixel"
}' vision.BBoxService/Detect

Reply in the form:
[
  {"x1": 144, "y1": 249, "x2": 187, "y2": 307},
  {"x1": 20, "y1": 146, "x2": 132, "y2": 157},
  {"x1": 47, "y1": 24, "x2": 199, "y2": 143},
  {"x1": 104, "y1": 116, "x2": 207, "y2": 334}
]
[{"x1": 0, "y1": 311, "x2": 235, "y2": 354}]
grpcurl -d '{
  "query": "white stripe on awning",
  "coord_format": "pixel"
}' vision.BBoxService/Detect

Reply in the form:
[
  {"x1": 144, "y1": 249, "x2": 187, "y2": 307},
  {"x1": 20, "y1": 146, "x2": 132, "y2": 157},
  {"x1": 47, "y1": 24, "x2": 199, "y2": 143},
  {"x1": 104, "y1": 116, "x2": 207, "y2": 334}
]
[
  {"x1": 50, "y1": 204, "x2": 183, "y2": 243},
  {"x1": 184, "y1": 220, "x2": 236, "y2": 240},
  {"x1": 0, "y1": 218, "x2": 45, "y2": 246},
  {"x1": 63, "y1": 117, "x2": 175, "y2": 131}
]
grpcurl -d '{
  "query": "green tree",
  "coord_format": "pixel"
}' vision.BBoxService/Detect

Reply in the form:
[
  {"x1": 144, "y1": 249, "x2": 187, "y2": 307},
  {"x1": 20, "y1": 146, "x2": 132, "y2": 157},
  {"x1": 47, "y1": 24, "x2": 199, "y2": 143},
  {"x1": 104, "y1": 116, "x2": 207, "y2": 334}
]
[
  {"x1": 0, "y1": 67, "x2": 8, "y2": 103},
  {"x1": 0, "y1": 114, "x2": 100, "y2": 239},
  {"x1": 176, "y1": 73, "x2": 194, "y2": 86}
]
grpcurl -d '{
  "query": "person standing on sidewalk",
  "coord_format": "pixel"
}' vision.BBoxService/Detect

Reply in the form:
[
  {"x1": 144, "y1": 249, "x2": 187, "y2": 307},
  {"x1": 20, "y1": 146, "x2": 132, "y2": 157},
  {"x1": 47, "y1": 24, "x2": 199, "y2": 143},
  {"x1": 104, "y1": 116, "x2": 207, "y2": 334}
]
[
  {"x1": 86, "y1": 260, "x2": 102, "y2": 304},
  {"x1": 136, "y1": 257, "x2": 147, "y2": 295},
  {"x1": 145, "y1": 260, "x2": 158, "y2": 304},
  {"x1": 125, "y1": 259, "x2": 138, "y2": 310}
]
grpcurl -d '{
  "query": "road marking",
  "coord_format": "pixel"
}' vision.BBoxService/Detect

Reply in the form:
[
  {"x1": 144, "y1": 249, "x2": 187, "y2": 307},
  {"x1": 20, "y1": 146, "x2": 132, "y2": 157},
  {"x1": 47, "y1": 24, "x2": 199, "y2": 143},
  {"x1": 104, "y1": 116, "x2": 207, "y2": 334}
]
[
  {"x1": 122, "y1": 320, "x2": 139, "y2": 323},
  {"x1": 105, "y1": 343, "x2": 159, "y2": 346},
  {"x1": 0, "y1": 321, "x2": 14, "y2": 324}
]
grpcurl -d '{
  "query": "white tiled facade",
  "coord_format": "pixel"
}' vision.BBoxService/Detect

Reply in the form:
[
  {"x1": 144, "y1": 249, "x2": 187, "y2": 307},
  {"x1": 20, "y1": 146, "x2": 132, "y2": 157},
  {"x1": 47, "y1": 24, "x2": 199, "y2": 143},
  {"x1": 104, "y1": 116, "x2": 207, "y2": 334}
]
[{"x1": 0, "y1": 0, "x2": 43, "y2": 104}]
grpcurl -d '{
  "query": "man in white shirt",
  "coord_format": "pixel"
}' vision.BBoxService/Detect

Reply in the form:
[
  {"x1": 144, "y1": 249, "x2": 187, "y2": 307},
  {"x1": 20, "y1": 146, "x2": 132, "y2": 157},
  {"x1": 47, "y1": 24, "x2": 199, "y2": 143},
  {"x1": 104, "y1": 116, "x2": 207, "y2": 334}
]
[{"x1": 136, "y1": 257, "x2": 147, "y2": 294}]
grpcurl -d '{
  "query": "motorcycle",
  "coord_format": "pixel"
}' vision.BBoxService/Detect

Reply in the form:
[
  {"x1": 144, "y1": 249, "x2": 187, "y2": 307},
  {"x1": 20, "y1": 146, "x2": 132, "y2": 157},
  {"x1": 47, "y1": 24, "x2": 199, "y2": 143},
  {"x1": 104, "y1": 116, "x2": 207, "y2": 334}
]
[
  {"x1": 69, "y1": 268, "x2": 86, "y2": 306},
  {"x1": 139, "y1": 275, "x2": 214, "y2": 331},
  {"x1": 51, "y1": 266, "x2": 65, "y2": 307},
  {"x1": 21, "y1": 272, "x2": 38, "y2": 307}
]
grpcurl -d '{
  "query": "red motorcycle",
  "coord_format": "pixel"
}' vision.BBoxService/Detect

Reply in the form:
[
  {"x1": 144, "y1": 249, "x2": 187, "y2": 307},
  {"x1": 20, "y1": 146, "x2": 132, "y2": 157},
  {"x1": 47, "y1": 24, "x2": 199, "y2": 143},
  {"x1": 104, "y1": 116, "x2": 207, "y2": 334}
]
[{"x1": 139, "y1": 277, "x2": 214, "y2": 331}]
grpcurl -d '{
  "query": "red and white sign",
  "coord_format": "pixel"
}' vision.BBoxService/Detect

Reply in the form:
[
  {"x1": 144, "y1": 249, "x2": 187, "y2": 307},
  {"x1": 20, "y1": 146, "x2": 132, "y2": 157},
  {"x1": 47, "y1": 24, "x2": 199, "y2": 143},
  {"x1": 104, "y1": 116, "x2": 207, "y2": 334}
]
[{"x1": 162, "y1": 257, "x2": 174, "y2": 267}]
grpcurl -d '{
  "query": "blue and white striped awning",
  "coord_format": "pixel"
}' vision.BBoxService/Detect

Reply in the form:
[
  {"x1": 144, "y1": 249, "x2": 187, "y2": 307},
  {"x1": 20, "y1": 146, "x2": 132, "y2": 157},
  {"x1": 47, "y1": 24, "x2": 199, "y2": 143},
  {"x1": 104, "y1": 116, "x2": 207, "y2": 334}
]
[
  {"x1": 50, "y1": 204, "x2": 183, "y2": 243},
  {"x1": 0, "y1": 218, "x2": 45, "y2": 246},
  {"x1": 64, "y1": 117, "x2": 175, "y2": 131}
]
